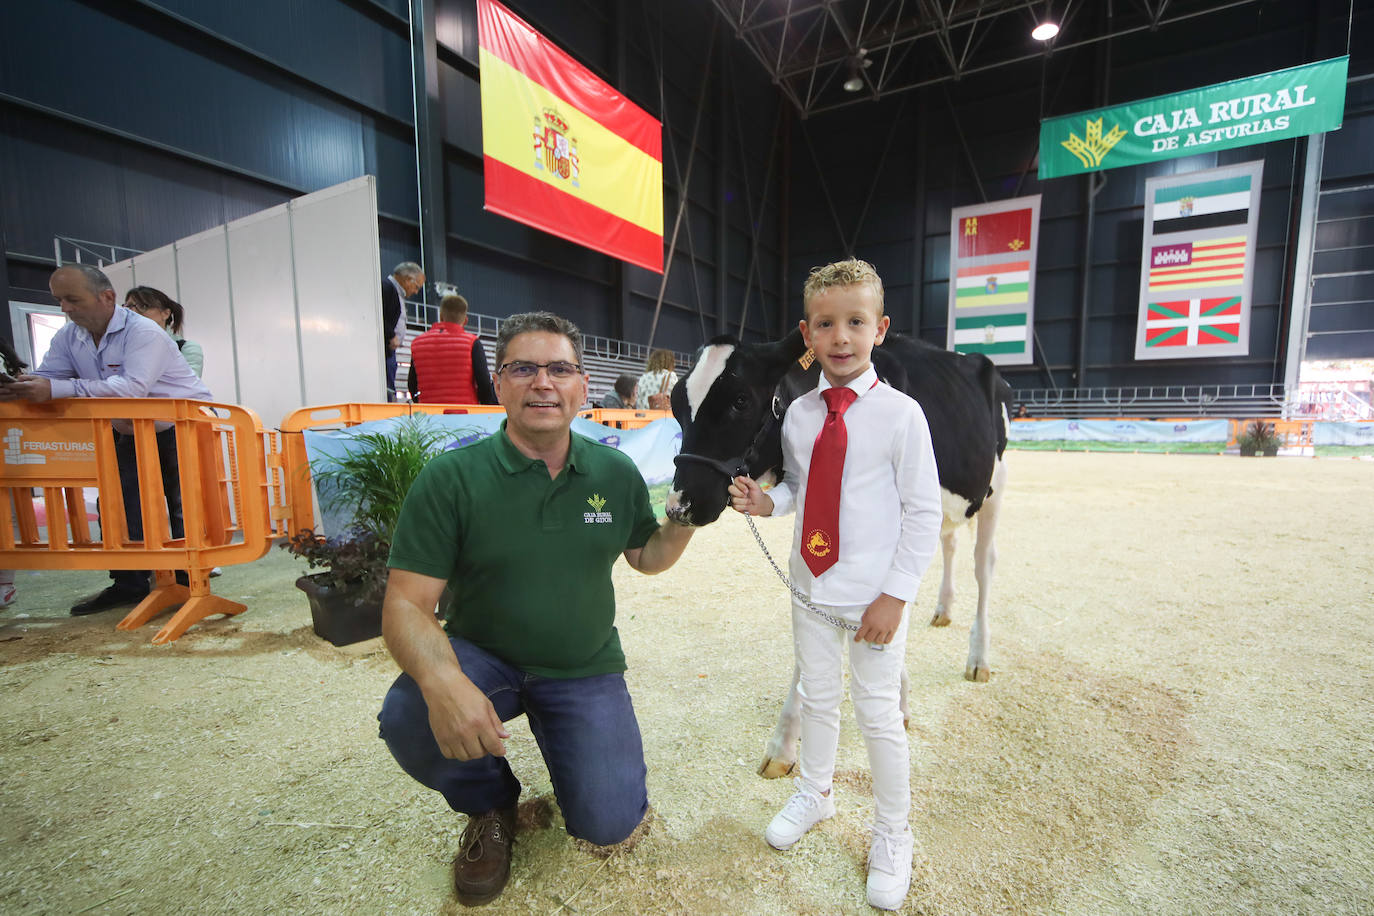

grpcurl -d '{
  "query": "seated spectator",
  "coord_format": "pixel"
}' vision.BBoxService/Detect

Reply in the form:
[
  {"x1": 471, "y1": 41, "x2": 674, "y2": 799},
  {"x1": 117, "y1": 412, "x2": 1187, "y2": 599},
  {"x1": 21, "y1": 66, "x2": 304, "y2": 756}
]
[
  {"x1": 635, "y1": 349, "x2": 676, "y2": 410},
  {"x1": 406, "y1": 294, "x2": 497, "y2": 405},
  {"x1": 125, "y1": 286, "x2": 204, "y2": 377},
  {"x1": 601, "y1": 374, "x2": 638, "y2": 410}
]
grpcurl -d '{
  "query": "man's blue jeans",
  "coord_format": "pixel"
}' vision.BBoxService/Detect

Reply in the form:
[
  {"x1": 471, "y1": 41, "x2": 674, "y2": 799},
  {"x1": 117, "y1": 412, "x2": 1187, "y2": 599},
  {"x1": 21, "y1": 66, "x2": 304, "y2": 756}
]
[{"x1": 378, "y1": 637, "x2": 649, "y2": 846}]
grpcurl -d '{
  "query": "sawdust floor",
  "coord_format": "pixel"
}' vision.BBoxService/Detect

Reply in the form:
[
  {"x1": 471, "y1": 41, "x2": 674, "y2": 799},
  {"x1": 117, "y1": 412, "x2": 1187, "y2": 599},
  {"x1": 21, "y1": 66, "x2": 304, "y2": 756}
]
[{"x1": 1, "y1": 451, "x2": 1372, "y2": 915}]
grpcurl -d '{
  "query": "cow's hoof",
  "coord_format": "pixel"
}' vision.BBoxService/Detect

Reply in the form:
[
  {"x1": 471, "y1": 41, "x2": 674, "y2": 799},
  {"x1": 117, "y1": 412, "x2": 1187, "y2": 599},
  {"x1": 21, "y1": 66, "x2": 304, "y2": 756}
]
[
  {"x1": 964, "y1": 664, "x2": 991, "y2": 683},
  {"x1": 758, "y1": 756, "x2": 796, "y2": 779},
  {"x1": 930, "y1": 609, "x2": 952, "y2": 627}
]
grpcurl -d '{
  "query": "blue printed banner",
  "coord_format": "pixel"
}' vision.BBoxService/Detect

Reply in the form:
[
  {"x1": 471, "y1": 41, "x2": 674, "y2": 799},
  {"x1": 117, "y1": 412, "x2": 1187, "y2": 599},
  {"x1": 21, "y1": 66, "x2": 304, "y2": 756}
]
[
  {"x1": 303, "y1": 413, "x2": 684, "y2": 537},
  {"x1": 1009, "y1": 418, "x2": 1230, "y2": 443}
]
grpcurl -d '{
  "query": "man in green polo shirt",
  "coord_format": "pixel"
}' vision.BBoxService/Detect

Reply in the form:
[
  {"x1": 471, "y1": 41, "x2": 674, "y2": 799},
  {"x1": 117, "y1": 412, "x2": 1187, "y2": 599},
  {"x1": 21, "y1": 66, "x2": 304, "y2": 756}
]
[{"x1": 377, "y1": 311, "x2": 695, "y2": 907}]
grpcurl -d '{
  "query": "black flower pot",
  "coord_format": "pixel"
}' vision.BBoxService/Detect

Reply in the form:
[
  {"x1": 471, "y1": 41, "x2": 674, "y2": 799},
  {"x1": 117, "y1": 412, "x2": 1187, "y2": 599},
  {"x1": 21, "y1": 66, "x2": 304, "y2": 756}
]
[{"x1": 295, "y1": 573, "x2": 383, "y2": 646}]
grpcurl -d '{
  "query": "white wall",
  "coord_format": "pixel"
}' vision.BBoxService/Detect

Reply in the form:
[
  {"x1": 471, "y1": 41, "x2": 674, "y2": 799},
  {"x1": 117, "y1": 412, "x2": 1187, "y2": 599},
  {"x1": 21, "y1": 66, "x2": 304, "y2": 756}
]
[{"x1": 103, "y1": 176, "x2": 384, "y2": 430}]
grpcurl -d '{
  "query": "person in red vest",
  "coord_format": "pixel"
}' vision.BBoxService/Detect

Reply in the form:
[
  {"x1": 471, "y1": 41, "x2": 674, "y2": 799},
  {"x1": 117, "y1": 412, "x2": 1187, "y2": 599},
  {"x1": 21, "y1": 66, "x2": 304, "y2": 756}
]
[{"x1": 406, "y1": 294, "x2": 497, "y2": 405}]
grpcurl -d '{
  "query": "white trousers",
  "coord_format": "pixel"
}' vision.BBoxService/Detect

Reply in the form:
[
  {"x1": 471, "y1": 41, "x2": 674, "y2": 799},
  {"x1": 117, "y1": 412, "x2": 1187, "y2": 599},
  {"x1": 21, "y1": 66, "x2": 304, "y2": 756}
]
[{"x1": 793, "y1": 597, "x2": 910, "y2": 832}]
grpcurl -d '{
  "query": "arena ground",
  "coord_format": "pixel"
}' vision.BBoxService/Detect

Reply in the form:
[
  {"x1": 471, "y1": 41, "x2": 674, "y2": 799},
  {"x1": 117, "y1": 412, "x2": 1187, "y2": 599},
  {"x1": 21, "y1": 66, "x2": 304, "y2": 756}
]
[{"x1": 1, "y1": 450, "x2": 1371, "y2": 915}]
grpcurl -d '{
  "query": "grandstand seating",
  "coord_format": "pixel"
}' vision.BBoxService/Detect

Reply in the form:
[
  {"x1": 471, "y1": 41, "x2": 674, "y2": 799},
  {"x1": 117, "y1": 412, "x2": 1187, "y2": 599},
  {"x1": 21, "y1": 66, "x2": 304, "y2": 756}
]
[{"x1": 397, "y1": 303, "x2": 694, "y2": 407}]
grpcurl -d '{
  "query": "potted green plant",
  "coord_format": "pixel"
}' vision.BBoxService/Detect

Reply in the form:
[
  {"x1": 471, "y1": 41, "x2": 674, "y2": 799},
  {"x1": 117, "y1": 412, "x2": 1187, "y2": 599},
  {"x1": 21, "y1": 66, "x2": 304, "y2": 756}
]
[
  {"x1": 283, "y1": 417, "x2": 457, "y2": 645},
  {"x1": 1236, "y1": 418, "x2": 1282, "y2": 457}
]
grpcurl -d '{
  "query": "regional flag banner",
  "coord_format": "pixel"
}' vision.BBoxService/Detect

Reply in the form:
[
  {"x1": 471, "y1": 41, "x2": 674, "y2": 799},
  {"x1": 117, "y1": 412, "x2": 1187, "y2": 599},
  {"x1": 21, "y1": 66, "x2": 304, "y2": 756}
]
[
  {"x1": 947, "y1": 195, "x2": 1040, "y2": 365},
  {"x1": 1038, "y1": 56, "x2": 1347, "y2": 180},
  {"x1": 1135, "y1": 160, "x2": 1262, "y2": 360},
  {"x1": 477, "y1": 0, "x2": 664, "y2": 273}
]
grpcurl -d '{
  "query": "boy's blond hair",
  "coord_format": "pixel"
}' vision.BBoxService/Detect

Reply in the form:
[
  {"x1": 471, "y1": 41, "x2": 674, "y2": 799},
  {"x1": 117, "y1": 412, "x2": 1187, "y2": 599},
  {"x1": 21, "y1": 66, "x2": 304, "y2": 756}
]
[{"x1": 802, "y1": 258, "x2": 885, "y2": 316}]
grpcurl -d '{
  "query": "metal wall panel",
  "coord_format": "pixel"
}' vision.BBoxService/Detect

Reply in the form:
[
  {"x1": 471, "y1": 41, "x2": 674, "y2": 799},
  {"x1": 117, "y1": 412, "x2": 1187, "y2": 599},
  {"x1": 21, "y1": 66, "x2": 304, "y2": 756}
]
[{"x1": 142, "y1": 0, "x2": 413, "y2": 120}]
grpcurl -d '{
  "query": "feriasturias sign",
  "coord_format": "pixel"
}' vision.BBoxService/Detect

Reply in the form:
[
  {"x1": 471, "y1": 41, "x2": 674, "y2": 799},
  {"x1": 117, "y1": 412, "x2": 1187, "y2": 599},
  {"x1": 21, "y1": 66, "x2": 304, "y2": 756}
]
[{"x1": 1038, "y1": 56, "x2": 1348, "y2": 180}]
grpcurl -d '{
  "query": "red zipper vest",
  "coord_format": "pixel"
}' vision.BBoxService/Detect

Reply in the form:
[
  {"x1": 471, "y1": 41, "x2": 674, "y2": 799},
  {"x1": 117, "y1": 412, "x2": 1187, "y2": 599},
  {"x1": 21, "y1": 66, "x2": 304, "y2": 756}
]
[{"x1": 410, "y1": 322, "x2": 481, "y2": 404}]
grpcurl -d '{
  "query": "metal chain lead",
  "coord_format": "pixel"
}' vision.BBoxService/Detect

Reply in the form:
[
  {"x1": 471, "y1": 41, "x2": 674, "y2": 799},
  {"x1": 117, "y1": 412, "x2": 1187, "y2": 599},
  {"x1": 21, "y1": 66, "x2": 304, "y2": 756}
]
[{"x1": 741, "y1": 512, "x2": 859, "y2": 632}]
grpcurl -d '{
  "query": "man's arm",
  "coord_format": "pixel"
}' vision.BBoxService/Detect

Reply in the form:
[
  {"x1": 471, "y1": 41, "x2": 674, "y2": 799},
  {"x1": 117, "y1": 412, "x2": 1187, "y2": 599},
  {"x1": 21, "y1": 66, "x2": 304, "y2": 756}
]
[
  {"x1": 471, "y1": 339, "x2": 498, "y2": 405},
  {"x1": 622, "y1": 518, "x2": 695, "y2": 574},
  {"x1": 382, "y1": 568, "x2": 510, "y2": 759}
]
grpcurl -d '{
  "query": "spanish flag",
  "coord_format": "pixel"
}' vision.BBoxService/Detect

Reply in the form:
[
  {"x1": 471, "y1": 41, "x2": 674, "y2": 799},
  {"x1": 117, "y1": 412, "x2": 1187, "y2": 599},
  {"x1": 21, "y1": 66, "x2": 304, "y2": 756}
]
[{"x1": 477, "y1": 0, "x2": 664, "y2": 273}]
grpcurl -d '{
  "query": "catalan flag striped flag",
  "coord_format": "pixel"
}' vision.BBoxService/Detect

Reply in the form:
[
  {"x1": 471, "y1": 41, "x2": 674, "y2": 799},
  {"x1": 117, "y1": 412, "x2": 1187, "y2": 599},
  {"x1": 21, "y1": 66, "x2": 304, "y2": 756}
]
[
  {"x1": 477, "y1": 0, "x2": 664, "y2": 273},
  {"x1": 1147, "y1": 236, "x2": 1246, "y2": 292},
  {"x1": 1144, "y1": 296, "x2": 1243, "y2": 348}
]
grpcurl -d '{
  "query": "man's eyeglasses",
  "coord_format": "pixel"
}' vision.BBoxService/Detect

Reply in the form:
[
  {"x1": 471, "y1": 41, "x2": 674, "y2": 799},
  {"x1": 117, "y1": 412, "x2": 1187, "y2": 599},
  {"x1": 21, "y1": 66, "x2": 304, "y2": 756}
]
[{"x1": 496, "y1": 360, "x2": 582, "y2": 380}]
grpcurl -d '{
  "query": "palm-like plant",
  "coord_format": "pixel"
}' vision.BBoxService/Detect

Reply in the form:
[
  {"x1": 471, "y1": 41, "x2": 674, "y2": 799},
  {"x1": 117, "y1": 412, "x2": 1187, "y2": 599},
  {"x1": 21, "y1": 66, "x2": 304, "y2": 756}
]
[{"x1": 284, "y1": 417, "x2": 461, "y2": 602}]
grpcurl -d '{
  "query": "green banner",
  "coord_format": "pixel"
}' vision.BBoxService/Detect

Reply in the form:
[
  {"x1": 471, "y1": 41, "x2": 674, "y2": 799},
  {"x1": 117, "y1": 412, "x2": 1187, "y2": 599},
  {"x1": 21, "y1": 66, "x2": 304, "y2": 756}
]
[{"x1": 1038, "y1": 57, "x2": 1348, "y2": 180}]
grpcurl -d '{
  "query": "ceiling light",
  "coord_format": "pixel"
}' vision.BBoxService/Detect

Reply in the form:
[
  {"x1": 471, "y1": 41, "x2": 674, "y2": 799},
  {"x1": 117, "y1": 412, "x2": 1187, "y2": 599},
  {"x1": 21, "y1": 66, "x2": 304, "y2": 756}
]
[
  {"x1": 1031, "y1": 21, "x2": 1060, "y2": 41},
  {"x1": 843, "y1": 50, "x2": 870, "y2": 93}
]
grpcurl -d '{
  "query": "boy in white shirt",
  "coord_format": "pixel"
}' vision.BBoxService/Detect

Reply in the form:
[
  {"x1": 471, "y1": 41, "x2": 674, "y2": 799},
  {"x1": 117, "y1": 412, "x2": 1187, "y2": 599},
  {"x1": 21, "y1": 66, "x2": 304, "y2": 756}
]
[{"x1": 728, "y1": 258, "x2": 942, "y2": 910}]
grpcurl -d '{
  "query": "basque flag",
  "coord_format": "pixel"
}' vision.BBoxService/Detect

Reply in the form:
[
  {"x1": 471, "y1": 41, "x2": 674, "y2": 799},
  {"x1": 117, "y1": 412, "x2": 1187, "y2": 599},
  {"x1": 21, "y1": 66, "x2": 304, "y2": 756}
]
[
  {"x1": 1145, "y1": 296, "x2": 1243, "y2": 348},
  {"x1": 478, "y1": 0, "x2": 664, "y2": 272}
]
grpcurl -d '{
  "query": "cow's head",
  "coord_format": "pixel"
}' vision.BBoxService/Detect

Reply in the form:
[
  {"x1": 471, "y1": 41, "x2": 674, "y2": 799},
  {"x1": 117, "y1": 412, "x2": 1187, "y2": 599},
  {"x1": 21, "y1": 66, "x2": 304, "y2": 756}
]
[{"x1": 666, "y1": 331, "x2": 811, "y2": 526}]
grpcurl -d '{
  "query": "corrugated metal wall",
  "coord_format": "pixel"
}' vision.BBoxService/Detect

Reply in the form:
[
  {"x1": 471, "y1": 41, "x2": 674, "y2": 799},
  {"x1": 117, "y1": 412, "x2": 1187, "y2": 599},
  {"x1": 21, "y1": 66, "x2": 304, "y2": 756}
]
[
  {"x1": 1, "y1": 0, "x2": 786, "y2": 358},
  {"x1": 1, "y1": 0, "x2": 1366, "y2": 377}
]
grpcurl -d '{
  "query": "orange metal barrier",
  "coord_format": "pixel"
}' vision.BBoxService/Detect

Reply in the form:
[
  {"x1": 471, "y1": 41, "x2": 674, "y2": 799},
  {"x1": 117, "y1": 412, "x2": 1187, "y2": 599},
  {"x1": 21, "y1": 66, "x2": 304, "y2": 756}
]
[
  {"x1": 578, "y1": 408, "x2": 670, "y2": 429},
  {"x1": 277, "y1": 402, "x2": 507, "y2": 536},
  {"x1": 1, "y1": 398, "x2": 283, "y2": 643}
]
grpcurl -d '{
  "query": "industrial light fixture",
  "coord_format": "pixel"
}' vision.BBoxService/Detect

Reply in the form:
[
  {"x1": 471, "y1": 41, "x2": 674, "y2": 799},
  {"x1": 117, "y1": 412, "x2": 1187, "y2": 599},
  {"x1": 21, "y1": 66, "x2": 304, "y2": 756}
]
[
  {"x1": 1031, "y1": 21, "x2": 1060, "y2": 41},
  {"x1": 843, "y1": 49, "x2": 870, "y2": 92}
]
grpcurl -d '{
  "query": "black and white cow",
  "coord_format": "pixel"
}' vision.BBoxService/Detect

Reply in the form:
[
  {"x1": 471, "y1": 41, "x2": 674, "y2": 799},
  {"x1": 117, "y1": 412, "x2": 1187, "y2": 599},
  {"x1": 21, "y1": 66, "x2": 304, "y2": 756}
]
[{"x1": 666, "y1": 328, "x2": 1011, "y2": 776}]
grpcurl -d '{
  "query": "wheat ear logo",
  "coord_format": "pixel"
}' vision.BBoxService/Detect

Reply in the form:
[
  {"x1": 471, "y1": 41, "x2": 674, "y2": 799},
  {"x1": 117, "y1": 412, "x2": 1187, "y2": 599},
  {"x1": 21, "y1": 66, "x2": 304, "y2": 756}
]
[
  {"x1": 587, "y1": 494, "x2": 607, "y2": 512},
  {"x1": 1061, "y1": 117, "x2": 1127, "y2": 169}
]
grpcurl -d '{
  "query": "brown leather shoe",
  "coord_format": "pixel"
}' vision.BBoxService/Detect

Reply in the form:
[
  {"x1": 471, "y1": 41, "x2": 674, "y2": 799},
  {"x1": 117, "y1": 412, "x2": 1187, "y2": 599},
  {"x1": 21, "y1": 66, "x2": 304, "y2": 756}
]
[{"x1": 453, "y1": 806, "x2": 516, "y2": 906}]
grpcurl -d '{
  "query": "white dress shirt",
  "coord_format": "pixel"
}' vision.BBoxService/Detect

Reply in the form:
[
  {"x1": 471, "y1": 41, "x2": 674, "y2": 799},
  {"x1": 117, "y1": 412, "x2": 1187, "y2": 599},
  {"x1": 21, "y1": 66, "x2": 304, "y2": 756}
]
[
  {"x1": 35, "y1": 307, "x2": 213, "y2": 432},
  {"x1": 768, "y1": 364, "x2": 942, "y2": 606}
]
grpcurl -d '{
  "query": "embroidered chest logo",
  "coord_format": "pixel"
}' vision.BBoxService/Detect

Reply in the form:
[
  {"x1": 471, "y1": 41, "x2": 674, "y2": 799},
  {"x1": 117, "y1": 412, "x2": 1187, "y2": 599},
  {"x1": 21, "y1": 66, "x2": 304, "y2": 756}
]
[{"x1": 584, "y1": 493, "x2": 613, "y2": 524}]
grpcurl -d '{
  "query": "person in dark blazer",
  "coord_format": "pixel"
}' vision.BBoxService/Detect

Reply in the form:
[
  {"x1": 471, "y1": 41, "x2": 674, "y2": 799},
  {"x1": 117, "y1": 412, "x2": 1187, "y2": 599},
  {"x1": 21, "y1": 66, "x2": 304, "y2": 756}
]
[{"x1": 383, "y1": 262, "x2": 425, "y2": 402}]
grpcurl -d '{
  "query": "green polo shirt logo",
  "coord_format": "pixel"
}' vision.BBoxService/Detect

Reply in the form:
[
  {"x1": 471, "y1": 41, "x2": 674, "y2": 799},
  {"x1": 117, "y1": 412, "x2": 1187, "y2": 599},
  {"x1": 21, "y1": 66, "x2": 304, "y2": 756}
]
[{"x1": 584, "y1": 493, "x2": 612, "y2": 524}]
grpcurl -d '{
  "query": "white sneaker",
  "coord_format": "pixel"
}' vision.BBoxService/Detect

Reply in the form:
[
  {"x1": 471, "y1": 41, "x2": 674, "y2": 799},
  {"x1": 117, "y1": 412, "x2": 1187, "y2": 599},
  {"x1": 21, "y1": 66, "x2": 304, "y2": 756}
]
[
  {"x1": 0, "y1": 584, "x2": 14, "y2": 608},
  {"x1": 866, "y1": 825, "x2": 914, "y2": 910},
  {"x1": 764, "y1": 779, "x2": 835, "y2": 849}
]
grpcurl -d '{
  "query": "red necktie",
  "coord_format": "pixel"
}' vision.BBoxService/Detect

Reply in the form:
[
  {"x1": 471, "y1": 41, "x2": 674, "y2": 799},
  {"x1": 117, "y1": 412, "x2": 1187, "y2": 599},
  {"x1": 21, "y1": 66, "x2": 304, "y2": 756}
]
[{"x1": 801, "y1": 385, "x2": 857, "y2": 577}]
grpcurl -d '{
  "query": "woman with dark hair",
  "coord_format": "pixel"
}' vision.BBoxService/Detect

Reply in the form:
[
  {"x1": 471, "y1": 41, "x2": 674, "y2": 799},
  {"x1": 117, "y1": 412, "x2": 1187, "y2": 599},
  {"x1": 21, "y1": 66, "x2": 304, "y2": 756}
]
[{"x1": 124, "y1": 286, "x2": 204, "y2": 377}]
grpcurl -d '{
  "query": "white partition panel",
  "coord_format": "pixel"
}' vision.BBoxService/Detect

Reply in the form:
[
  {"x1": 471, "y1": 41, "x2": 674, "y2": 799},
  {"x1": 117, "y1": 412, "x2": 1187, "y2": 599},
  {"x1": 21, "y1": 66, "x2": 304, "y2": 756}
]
[
  {"x1": 102, "y1": 262, "x2": 134, "y2": 300},
  {"x1": 289, "y1": 180, "x2": 385, "y2": 406},
  {"x1": 129, "y1": 244, "x2": 179, "y2": 301},
  {"x1": 227, "y1": 208, "x2": 303, "y2": 430},
  {"x1": 176, "y1": 226, "x2": 236, "y2": 403},
  {"x1": 89, "y1": 176, "x2": 383, "y2": 429}
]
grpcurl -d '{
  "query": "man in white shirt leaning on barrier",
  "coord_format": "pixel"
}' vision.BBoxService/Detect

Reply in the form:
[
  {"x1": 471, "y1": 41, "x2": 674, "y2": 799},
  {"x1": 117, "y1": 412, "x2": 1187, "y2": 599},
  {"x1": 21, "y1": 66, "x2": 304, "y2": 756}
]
[{"x1": 0, "y1": 264, "x2": 212, "y2": 615}]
